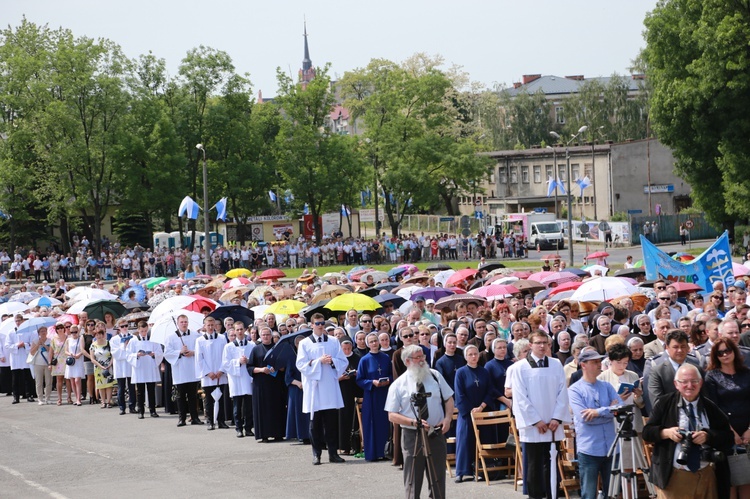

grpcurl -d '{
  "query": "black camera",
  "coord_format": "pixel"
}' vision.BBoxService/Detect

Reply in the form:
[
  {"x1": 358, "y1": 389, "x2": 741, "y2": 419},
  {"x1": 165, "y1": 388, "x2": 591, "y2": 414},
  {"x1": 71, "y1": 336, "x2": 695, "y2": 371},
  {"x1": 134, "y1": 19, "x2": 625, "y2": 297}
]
[
  {"x1": 676, "y1": 429, "x2": 725, "y2": 465},
  {"x1": 410, "y1": 391, "x2": 431, "y2": 407},
  {"x1": 50, "y1": 358, "x2": 58, "y2": 366},
  {"x1": 608, "y1": 404, "x2": 635, "y2": 421}
]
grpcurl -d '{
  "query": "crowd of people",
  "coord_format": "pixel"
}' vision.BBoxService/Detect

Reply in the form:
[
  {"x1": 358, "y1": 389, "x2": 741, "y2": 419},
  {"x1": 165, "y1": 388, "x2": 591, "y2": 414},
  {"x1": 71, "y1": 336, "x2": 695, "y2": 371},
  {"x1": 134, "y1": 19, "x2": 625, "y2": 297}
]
[{"x1": 2, "y1": 249, "x2": 750, "y2": 498}]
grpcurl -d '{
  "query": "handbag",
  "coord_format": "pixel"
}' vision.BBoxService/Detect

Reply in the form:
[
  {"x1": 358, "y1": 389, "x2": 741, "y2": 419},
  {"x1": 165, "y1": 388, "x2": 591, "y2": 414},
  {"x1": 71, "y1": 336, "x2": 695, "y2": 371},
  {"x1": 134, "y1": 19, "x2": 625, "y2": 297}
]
[
  {"x1": 66, "y1": 357, "x2": 75, "y2": 366},
  {"x1": 728, "y1": 446, "x2": 750, "y2": 487}
]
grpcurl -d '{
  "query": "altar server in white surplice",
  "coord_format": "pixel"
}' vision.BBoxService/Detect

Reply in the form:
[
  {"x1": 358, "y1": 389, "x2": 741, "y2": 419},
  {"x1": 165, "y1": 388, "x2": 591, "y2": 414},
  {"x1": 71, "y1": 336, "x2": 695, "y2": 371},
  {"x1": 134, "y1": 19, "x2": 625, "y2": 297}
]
[
  {"x1": 222, "y1": 323, "x2": 254, "y2": 438},
  {"x1": 126, "y1": 321, "x2": 163, "y2": 419}
]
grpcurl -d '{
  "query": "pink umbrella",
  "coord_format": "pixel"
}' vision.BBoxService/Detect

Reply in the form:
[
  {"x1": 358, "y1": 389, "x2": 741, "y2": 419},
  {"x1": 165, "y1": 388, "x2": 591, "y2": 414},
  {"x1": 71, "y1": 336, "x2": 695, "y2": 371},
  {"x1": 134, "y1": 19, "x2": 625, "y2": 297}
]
[
  {"x1": 511, "y1": 271, "x2": 532, "y2": 279},
  {"x1": 470, "y1": 284, "x2": 521, "y2": 299},
  {"x1": 528, "y1": 271, "x2": 554, "y2": 282},
  {"x1": 733, "y1": 262, "x2": 749, "y2": 277},
  {"x1": 548, "y1": 281, "x2": 583, "y2": 296},
  {"x1": 540, "y1": 271, "x2": 581, "y2": 287}
]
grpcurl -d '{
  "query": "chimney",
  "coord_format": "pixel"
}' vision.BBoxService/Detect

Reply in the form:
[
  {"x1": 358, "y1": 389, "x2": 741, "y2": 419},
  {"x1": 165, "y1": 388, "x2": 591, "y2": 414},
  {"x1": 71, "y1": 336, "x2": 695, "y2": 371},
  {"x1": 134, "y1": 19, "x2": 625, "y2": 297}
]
[
  {"x1": 632, "y1": 74, "x2": 646, "y2": 80},
  {"x1": 513, "y1": 82, "x2": 522, "y2": 89},
  {"x1": 565, "y1": 75, "x2": 584, "y2": 81},
  {"x1": 522, "y1": 74, "x2": 541, "y2": 85}
]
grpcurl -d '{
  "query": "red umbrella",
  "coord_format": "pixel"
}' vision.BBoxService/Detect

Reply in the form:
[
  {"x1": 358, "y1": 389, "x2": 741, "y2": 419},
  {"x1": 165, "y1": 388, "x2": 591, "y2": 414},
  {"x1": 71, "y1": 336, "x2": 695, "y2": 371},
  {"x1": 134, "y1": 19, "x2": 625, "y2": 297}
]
[
  {"x1": 183, "y1": 296, "x2": 219, "y2": 314},
  {"x1": 56, "y1": 314, "x2": 79, "y2": 325},
  {"x1": 260, "y1": 268, "x2": 286, "y2": 280},
  {"x1": 586, "y1": 251, "x2": 610, "y2": 260},
  {"x1": 445, "y1": 287, "x2": 467, "y2": 295},
  {"x1": 471, "y1": 284, "x2": 521, "y2": 299},
  {"x1": 669, "y1": 281, "x2": 703, "y2": 294},
  {"x1": 165, "y1": 279, "x2": 188, "y2": 287},
  {"x1": 445, "y1": 268, "x2": 478, "y2": 287},
  {"x1": 548, "y1": 281, "x2": 583, "y2": 296},
  {"x1": 511, "y1": 270, "x2": 532, "y2": 279},
  {"x1": 540, "y1": 254, "x2": 563, "y2": 261},
  {"x1": 223, "y1": 277, "x2": 252, "y2": 289}
]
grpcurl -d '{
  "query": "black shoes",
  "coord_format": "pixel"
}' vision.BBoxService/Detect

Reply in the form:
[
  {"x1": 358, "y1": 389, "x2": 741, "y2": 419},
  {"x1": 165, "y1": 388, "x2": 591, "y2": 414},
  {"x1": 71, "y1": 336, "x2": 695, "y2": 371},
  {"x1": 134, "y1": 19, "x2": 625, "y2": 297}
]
[
  {"x1": 236, "y1": 430, "x2": 244, "y2": 438},
  {"x1": 11, "y1": 399, "x2": 19, "y2": 404},
  {"x1": 246, "y1": 430, "x2": 255, "y2": 437},
  {"x1": 329, "y1": 455, "x2": 345, "y2": 464},
  {"x1": 454, "y1": 476, "x2": 464, "y2": 483},
  {"x1": 207, "y1": 423, "x2": 216, "y2": 431},
  {"x1": 119, "y1": 410, "x2": 126, "y2": 415},
  {"x1": 177, "y1": 420, "x2": 187, "y2": 427},
  {"x1": 150, "y1": 412, "x2": 159, "y2": 418},
  {"x1": 218, "y1": 422, "x2": 229, "y2": 429},
  {"x1": 138, "y1": 413, "x2": 145, "y2": 420},
  {"x1": 129, "y1": 408, "x2": 137, "y2": 414},
  {"x1": 190, "y1": 419, "x2": 204, "y2": 425},
  {"x1": 313, "y1": 455, "x2": 321, "y2": 466}
]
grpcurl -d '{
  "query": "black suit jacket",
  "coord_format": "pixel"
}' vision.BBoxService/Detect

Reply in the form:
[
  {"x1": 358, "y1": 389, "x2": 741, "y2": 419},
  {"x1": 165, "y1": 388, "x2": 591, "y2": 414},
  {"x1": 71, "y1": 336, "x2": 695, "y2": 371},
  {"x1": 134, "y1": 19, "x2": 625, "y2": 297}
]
[
  {"x1": 644, "y1": 355, "x2": 701, "y2": 413},
  {"x1": 642, "y1": 392, "x2": 733, "y2": 497}
]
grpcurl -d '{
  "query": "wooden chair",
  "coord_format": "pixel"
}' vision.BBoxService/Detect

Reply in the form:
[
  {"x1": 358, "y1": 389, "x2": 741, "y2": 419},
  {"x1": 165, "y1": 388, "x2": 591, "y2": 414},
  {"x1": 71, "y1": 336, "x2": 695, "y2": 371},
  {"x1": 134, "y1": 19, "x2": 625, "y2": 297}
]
[
  {"x1": 509, "y1": 416, "x2": 523, "y2": 491},
  {"x1": 354, "y1": 397, "x2": 365, "y2": 453},
  {"x1": 471, "y1": 409, "x2": 516, "y2": 485},
  {"x1": 558, "y1": 424, "x2": 580, "y2": 499},
  {"x1": 445, "y1": 408, "x2": 459, "y2": 477}
]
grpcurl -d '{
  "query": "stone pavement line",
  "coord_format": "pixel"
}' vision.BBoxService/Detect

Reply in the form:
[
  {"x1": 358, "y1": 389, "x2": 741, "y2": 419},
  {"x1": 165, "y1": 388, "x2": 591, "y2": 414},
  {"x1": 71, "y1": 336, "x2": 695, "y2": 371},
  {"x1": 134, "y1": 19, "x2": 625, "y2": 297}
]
[{"x1": 0, "y1": 464, "x2": 69, "y2": 499}]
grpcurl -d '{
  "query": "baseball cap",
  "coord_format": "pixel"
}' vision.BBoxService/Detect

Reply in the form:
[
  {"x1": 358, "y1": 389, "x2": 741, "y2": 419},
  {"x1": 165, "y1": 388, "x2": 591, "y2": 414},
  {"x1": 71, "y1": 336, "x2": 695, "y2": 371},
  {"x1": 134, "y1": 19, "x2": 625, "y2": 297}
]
[
  {"x1": 578, "y1": 349, "x2": 606, "y2": 363},
  {"x1": 426, "y1": 299, "x2": 435, "y2": 305},
  {"x1": 413, "y1": 295, "x2": 425, "y2": 302}
]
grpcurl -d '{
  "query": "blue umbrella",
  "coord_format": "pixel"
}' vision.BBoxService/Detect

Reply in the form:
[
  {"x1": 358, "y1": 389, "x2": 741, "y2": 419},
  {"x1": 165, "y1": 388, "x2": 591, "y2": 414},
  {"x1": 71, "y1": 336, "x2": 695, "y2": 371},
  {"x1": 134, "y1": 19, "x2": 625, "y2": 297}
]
[
  {"x1": 122, "y1": 286, "x2": 146, "y2": 303},
  {"x1": 387, "y1": 267, "x2": 409, "y2": 277}
]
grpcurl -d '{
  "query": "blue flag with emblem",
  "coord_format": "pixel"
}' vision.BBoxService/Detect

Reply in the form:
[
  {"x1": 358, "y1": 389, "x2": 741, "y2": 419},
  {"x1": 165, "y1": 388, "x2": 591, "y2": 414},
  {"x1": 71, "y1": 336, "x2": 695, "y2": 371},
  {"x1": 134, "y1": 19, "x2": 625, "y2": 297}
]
[
  {"x1": 178, "y1": 196, "x2": 200, "y2": 220},
  {"x1": 641, "y1": 231, "x2": 734, "y2": 290},
  {"x1": 214, "y1": 197, "x2": 228, "y2": 221}
]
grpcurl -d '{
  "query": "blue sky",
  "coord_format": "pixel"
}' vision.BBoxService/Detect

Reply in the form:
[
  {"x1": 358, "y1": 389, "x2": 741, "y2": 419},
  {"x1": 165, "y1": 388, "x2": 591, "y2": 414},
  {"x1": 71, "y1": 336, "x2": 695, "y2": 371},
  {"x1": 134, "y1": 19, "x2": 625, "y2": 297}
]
[{"x1": 6, "y1": 0, "x2": 656, "y2": 96}]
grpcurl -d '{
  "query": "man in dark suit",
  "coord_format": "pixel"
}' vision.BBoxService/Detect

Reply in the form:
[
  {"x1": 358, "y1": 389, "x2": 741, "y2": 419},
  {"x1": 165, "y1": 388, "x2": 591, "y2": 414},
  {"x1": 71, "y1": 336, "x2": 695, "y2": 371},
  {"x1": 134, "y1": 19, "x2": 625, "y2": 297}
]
[
  {"x1": 643, "y1": 364, "x2": 733, "y2": 498},
  {"x1": 645, "y1": 330, "x2": 701, "y2": 413}
]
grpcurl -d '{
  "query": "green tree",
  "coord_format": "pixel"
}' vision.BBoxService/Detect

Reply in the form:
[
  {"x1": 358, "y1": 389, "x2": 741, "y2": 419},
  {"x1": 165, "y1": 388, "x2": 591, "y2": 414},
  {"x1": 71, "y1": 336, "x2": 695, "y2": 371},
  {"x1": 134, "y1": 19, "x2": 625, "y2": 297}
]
[
  {"x1": 643, "y1": 0, "x2": 749, "y2": 234},
  {"x1": 275, "y1": 65, "x2": 366, "y2": 242}
]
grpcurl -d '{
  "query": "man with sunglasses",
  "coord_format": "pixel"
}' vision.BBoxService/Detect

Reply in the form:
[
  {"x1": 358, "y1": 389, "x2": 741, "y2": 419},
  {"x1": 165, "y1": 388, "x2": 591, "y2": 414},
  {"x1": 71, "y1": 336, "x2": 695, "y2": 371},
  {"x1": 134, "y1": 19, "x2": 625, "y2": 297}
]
[
  {"x1": 296, "y1": 313, "x2": 349, "y2": 465},
  {"x1": 110, "y1": 322, "x2": 136, "y2": 415},
  {"x1": 644, "y1": 280, "x2": 669, "y2": 314}
]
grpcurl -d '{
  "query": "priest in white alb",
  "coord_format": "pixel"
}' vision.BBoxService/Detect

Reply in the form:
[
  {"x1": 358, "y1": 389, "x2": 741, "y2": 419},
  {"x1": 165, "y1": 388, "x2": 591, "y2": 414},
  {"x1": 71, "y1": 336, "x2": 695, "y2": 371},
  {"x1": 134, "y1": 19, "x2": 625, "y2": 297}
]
[
  {"x1": 126, "y1": 321, "x2": 163, "y2": 419},
  {"x1": 163, "y1": 314, "x2": 202, "y2": 427},
  {"x1": 222, "y1": 323, "x2": 254, "y2": 438}
]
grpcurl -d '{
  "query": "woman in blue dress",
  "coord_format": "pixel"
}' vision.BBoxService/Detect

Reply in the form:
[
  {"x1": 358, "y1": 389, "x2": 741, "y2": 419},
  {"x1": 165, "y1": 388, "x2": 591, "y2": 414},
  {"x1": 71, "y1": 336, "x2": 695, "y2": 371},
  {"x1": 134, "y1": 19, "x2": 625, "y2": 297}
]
[
  {"x1": 454, "y1": 344, "x2": 496, "y2": 483},
  {"x1": 484, "y1": 338, "x2": 514, "y2": 411},
  {"x1": 285, "y1": 336, "x2": 310, "y2": 443},
  {"x1": 356, "y1": 332, "x2": 392, "y2": 461}
]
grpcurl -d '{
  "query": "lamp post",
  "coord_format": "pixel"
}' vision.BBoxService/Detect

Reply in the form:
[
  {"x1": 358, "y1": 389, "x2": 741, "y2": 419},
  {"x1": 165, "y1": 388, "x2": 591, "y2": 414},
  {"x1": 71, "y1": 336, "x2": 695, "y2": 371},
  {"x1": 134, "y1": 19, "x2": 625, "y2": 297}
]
[
  {"x1": 196, "y1": 144, "x2": 211, "y2": 275},
  {"x1": 549, "y1": 125, "x2": 588, "y2": 266}
]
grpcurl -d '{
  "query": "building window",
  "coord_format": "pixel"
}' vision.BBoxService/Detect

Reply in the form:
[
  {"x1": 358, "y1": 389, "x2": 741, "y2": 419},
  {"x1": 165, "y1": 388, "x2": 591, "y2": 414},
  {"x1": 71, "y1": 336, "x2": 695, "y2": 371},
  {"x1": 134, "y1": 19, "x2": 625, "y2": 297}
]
[
  {"x1": 584, "y1": 164, "x2": 593, "y2": 178},
  {"x1": 533, "y1": 165, "x2": 541, "y2": 183},
  {"x1": 510, "y1": 166, "x2": 518, "y2": 183},
  {"x1": 498, "y1": 167, "x2": 507, "y2": 183},
  {"x1": 545, "y1": 165, "x2": 553, "y2": 180},
  {"x1": 558, "y1": 164, "x2": 566, "y2": 179},
  {"x1": 521, "y1": 166, "x2": 529, "y2": 183},
  {"x1": 555, "y1": 106, "x2": 565, "y2": 124},
  {"x1": 571, "y1": 164, "x2": 580, "y2": 180}
]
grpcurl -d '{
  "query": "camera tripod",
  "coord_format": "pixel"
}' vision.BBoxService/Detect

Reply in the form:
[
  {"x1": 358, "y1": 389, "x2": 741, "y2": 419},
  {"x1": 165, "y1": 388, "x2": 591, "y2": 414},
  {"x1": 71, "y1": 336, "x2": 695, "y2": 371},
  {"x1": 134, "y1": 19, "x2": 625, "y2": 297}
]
[
  {"x1": 406, "y1": 399, "x2": 443, "y2": 499},
  {"x1": 606, "y1": 411, "x2": 656, "y2": 498}
]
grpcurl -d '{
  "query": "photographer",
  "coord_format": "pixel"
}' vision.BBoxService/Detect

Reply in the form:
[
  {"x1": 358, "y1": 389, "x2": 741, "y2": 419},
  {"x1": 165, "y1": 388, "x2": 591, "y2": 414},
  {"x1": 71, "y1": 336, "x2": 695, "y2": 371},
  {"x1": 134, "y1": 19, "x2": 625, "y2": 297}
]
[
  {"x1": 385, "y1": 345, "x2": 454, "y2": 499},
  {"x1": 643, "y1": 364, "x2": 733, "y2": 498}
]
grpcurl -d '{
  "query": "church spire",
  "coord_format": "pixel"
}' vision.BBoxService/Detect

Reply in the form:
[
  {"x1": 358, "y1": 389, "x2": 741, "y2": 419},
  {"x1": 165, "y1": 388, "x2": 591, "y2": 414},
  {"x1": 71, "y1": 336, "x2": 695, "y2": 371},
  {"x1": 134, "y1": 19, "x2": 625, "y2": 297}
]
[{"x1": 302, "y1": 21, "x2": 312, "y2": 72}]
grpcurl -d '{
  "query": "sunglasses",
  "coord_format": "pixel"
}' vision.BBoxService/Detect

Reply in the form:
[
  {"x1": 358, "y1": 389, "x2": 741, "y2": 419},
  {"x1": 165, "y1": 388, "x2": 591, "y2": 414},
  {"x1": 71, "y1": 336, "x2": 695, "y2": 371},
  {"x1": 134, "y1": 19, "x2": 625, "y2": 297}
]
[
  {"x1": 314, "y1": 321, "x2": 325, "y2": 326},
  {"x1": 360, "y1": 320, "x2": 372, "y2": 323},
  {"x1": 401, "y1": 334, "x2": 415, "y2": 339},
  {"x1": 742, "y1": 323, "x2": 750, "y2": 329},
  {"x1": 658, "y1": 297, "x2": 670, "y2": 301},
  {"x1": 86, "y1": 323, "x2": 95, "y2": 326},
  {"x1": 717, "y1": 349, "x2": 732, "y2": 357}
]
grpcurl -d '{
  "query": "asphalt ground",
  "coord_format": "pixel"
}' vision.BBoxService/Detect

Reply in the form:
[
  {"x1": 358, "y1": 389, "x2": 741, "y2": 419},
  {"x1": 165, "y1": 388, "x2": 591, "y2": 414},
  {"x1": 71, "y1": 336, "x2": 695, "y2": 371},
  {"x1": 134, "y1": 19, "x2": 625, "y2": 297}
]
[{"x1": 0, "y1": 393, "x2": 525, "y2": 499}]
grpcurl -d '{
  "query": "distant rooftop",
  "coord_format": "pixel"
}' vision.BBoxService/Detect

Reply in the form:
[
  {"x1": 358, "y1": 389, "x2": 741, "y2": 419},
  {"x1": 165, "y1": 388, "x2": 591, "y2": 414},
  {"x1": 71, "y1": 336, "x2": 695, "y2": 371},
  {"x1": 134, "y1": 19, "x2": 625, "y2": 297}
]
[{"x1": 505, "y1": 74, "x2": 645, "y2": 97}]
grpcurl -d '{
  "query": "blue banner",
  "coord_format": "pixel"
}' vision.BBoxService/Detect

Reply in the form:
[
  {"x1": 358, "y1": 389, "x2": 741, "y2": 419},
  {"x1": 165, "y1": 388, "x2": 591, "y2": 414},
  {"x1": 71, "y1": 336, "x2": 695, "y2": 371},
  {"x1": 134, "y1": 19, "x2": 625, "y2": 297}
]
[{"x1": 640, "y1": 231, "x2": 734, "y2": 291}]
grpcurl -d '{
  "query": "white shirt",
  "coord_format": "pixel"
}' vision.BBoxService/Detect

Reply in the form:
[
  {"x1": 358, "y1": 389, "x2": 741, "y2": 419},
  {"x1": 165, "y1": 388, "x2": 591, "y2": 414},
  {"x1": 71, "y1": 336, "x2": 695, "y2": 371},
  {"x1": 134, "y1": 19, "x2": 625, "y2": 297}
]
[
  {"x1": 163, "y1": 330, "x2": 199, "y2": 385},
  {"x1": 295, "y1": 333, "x2": 349, "y2": 413},
  {"x1": 5, "y1": 327, "x2": 35, "y2": 370},
  {"x1": 384, "y1": 368, "x2": 454, "y2": 429},
  {"x1": 222, "y1": 340, "x2": 254, "y2": 397},
  {"x1": 110, "y1": 333, "x2": 133, "y2": 379},
  {"x1": 195, "y1": 333, "x2": 228, "y2": 387},
  {"x1": 126, "y1": 336, "x2": 163, "y2": 383}
]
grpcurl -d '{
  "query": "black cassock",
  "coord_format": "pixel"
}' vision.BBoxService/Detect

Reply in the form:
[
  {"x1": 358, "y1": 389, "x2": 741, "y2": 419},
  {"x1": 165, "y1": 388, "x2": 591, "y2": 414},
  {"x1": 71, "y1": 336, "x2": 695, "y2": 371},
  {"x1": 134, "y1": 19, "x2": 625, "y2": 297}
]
[
  {"x1": 249, "y1": 342, "x2": 287, "y2": 440},
  {"x1": 338, "y1": 352, "x2": 362, "y2": 453},
  {"x1": 160, "y1": 361, "x2": 177, "y2": 414}
]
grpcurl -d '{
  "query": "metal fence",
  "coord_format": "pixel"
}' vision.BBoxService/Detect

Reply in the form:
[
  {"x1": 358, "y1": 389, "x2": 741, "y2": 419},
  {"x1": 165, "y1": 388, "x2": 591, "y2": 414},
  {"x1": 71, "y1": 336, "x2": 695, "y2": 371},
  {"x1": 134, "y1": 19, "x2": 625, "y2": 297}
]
[{"x1": 629, "y1": 214, "x2": 721, "y2": 246}]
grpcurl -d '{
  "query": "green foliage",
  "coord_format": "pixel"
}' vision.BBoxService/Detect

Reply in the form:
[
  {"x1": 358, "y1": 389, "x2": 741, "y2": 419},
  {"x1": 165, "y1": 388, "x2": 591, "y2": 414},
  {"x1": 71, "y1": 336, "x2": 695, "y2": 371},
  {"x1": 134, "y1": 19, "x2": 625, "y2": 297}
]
[
  {"x1": 112, "y1": 211, "x2": 153, "y2": 247},
  {"x1": 610, "y1": 211, "x2": 629, "y2": 222},
  {"x1": 643, "y1": 0, "x2": 749, "y2": 234}
]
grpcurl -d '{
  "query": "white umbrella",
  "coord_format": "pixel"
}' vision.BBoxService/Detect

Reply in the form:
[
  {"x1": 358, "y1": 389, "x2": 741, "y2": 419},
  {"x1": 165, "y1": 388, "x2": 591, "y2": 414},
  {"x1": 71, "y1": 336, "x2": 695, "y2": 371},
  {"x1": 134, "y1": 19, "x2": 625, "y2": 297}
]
[
  {"x1": 433, "y1": 270, "x2": 455, "y2": 287},
  {"x1": 149, "y1": 310, "x2": 204, "y2": 344},
  {"x1": 491, "y1": 276, "x2": 519, "y2": 285},
  {"x1": 67, "y1": 298, "x2": 98, "y2": 315},
  {"x1": 28, "y1": 296, "x2": 63, "y2": 308},
  {"x1": 150, "y1": 295, "x2": 209, "y2": 324},
  {"x1": 250, "y1": 304, "x2": 269, "y2": 317},
  {"x1": 582, "y1": 264, "x2": 610, "y2": 277},
  {"x1": 0, "y1": 302, "x2": 30, "y2": 315},
  {"x1": 570, "y1": 277, "x2": 638, "y2": 302},
  {"x1": 9, "y1": 292, "x2": 40, "y2": 304},
  {"x1": 66, "y1": 288, "x2": 117, "y2": 304},
  {"x1": 399, "y1": 300, "x2": 415, "y2": 315},
  {"x1": 395, "y1": 285, "x2": 422, "y2": 300},
  {"x1": 360, "y1": 270, "x2": 389, "y2": 283}
]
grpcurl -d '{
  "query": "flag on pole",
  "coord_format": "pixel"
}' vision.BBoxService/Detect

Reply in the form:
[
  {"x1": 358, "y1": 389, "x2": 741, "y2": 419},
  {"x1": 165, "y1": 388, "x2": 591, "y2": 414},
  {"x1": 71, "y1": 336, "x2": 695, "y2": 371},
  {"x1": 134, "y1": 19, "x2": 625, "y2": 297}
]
[
  {"x1": 574, "y1": 176, "x2": 592, "y2": 197},
  {"x1": 556, "y1": 178, "x2": 566, "y2": 195},
  {"x1": 214, "y1": 197, "x2": 228, "y2": 221},
  {"x1": 303, "y1": 203, "x2": 309, "y2": 215},
  {"x1": 546, "y1": 176, "x2": 556, "y2": 197},
  {"x1": 284, "y1": 190, "x2": 294, "y2": 204},
  {"x1": 178, "y1": 196, "x2": 200, "y2": 220},
  {"x1": 341, "y1": 205, "x2": 350, "y2": 217},
  {"x1": 268, "y1": 190, "x2": 277, "y2": 202},
  {"x1": 360, "y1": 191, "x2": 367, "y2": 207}
]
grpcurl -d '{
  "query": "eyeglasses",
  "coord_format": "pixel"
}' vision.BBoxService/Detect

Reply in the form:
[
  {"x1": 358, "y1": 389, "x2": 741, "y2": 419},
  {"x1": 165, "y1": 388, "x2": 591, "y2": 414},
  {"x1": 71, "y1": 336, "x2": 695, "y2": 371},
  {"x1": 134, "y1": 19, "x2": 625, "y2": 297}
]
[
  {"x1": 360, "y1": 320, "x2": 372, "y2": 323},
  {"x1": 401, "y1": 334, "x2": 415, "y2": 339},
  {"x1": 86, "y1": 323, "x2": 95, "y2": 326},
  {"x1": 658, "y1": 297, "x2": 670, "y2": 301},
  {"x1": 64, "y1": 326, "x2": 71, "y2": 329},
  {"x1": 119, "y1": 325, "x2": 128, "y2": 329},
  {"x1": 313, "y1": 321, "x2": 325, "y2": 326},
  {"x1": 716, "y1": 349, "x2": 732, "y2": 357},
  {"x1": 742, "y1": 323, "x2": 750, "y2": 329},
  {"x1": 675, "y1": 379, "x2": 701, "y2": 386}
]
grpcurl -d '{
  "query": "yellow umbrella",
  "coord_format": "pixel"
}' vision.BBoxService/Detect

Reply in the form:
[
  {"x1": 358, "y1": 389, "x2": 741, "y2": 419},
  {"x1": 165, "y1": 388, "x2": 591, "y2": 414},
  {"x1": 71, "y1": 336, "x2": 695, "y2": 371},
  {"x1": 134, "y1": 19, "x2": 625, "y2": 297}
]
[
  {"x1": 226, "y1": 268, "x2": 252, "y2": 278},
  {"x1": 324, "y1": 293, "x2": 381, "y2": 312},
  {"x1": 266, "y1": 299, "x2": 307, "y2": 315}
]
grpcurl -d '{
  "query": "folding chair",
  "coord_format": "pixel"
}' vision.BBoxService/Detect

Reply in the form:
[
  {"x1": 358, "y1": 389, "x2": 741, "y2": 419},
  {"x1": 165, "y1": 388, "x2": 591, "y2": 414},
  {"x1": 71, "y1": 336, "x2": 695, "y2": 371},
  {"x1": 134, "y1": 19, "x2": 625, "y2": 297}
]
[
  {"x1": 509, "y1": 416, "x2": 523, "y2": 491},
  {"x1": 471, "y1": 409, "x2": 515, "y2": 485},
  {"x1": 558, "y1": 424, "x2": 580, "y2": 499},
  {"x1": 445, "y1": 408, "x2": 459, "y2": 477}
]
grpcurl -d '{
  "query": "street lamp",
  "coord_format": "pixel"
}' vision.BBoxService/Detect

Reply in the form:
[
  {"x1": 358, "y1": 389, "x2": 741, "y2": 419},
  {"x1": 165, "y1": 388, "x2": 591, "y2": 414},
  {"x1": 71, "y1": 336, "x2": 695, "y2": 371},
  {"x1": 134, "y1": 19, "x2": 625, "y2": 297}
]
[
  {"x1": 196, "y1": 143, "x2": 211, "y2": 275},
  {"x1": 549, "y1": 125, "x2": 588, "y2": 266}
]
